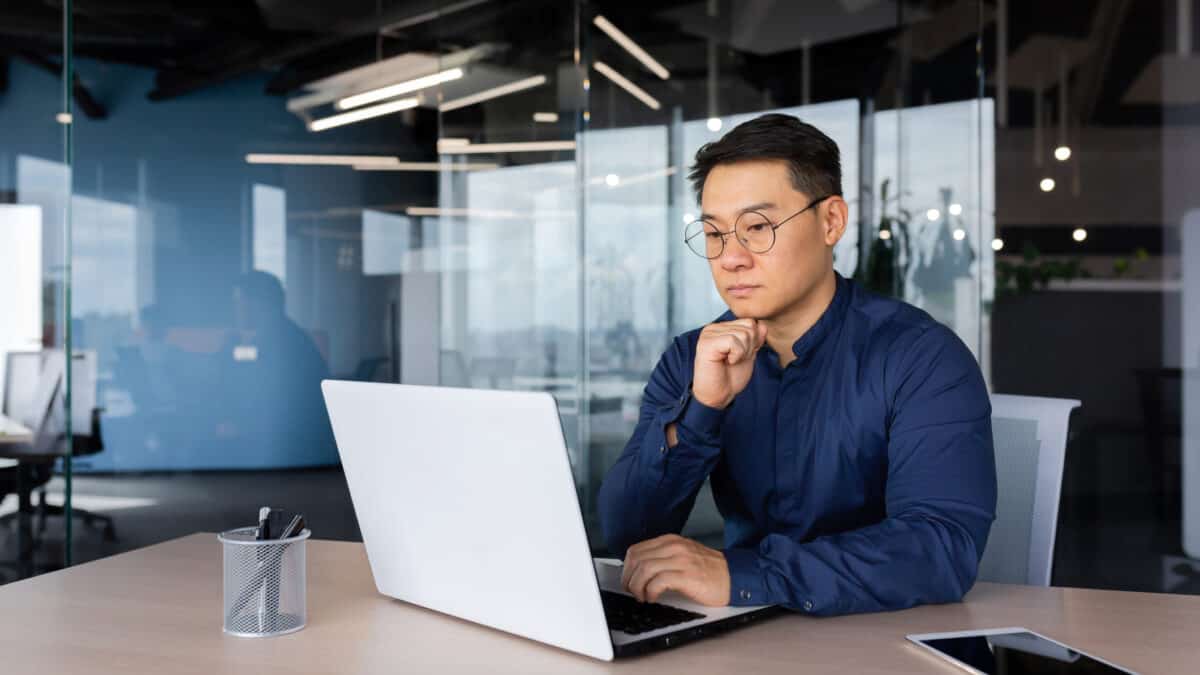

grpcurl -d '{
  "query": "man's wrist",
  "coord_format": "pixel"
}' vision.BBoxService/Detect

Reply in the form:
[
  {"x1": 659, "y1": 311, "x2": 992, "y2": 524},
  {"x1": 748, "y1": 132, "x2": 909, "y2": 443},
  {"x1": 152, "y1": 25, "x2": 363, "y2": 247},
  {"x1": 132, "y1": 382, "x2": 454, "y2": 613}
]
[{"x1": 691, "y1": 390, "x2": 731, "y2": 410}]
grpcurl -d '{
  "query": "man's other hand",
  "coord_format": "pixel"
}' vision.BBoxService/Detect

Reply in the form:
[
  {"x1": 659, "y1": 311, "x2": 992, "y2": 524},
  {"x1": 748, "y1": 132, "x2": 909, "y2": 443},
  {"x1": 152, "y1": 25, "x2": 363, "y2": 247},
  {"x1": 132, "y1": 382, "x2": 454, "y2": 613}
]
[
  {"x1": 621, "y1": 534, "x2": 730, "y2": 606},
  {"x1": 692, "y1": 319, "x2": 767, "y2": 410}
]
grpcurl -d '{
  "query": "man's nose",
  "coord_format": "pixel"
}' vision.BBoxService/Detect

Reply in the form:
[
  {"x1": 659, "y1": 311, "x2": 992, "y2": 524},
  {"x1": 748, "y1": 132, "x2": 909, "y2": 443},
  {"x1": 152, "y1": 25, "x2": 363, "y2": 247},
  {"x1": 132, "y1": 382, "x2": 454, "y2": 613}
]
[{"x1": 718, "y1": 234, "x2": 753, "y2": 271}]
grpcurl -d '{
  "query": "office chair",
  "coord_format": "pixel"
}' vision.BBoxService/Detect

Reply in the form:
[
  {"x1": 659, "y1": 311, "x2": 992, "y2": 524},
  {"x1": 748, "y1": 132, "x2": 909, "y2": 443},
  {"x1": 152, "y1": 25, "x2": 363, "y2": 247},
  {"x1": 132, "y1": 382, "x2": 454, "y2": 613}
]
[
  {"x1": 978, "y1": 393, "x2": 1081, "y2": 586},
  {"x1": 34, "y1": 351, "x2": 116, "y2": 542},
  {"x1": 0, "y1": 351, "x2": 46, "y2": 536},
  {"x1": 0, "y1": 351, "x2": 116, "y2": 546},
  {"x1": 31, "y1": 407, "x2": 115, "y2": 541}
]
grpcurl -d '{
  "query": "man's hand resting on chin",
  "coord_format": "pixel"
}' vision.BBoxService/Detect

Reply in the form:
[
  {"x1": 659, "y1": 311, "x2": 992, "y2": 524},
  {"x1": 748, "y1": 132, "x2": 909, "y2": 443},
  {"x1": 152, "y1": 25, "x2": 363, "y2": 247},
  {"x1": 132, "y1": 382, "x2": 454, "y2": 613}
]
[{"x1": 621, "y1": 534, "x2": 731, "y2": 606}]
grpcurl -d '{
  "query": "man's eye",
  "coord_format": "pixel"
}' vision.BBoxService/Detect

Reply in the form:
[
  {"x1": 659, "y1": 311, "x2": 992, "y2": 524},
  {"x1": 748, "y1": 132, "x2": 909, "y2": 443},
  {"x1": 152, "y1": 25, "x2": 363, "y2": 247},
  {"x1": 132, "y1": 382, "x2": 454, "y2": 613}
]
[
  {"x1": 705, "y1": 231, "x2": 723, "y2": 239},
  {"x1": 746, "y1": 223, "x2": 768, "y2": 233}
]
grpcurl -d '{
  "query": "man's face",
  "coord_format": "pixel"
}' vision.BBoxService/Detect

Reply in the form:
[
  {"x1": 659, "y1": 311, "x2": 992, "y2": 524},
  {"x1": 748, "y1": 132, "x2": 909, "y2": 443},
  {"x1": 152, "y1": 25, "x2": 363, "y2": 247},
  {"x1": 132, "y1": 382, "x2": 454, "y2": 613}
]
[{"x1": 699, "y1": 159, "x2": 844, "y2": 320}]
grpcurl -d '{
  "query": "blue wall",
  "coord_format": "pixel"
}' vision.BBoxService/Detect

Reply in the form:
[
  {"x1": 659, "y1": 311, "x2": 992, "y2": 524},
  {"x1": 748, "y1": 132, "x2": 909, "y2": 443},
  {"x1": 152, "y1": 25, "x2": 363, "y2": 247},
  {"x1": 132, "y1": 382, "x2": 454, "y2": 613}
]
[{"x1": 1, "y1": 57, "x2": 433, "y2": 470}]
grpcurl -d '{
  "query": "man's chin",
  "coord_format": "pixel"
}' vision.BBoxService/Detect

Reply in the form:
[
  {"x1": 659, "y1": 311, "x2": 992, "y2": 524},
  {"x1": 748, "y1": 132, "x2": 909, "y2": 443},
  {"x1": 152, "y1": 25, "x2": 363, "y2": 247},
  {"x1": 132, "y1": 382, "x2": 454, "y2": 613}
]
[{"x1": 724, "y1": 298, "x2": 773, "y2": 320}]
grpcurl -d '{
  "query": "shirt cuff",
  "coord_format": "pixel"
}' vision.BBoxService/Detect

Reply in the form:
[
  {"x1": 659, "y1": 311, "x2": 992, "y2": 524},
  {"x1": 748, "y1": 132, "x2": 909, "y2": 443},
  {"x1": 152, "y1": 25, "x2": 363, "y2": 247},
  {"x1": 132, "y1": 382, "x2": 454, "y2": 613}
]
[
  {"x1": 673, "y1": 391, "x2": 726, "y2": 445},
  {"x1": 724, "y1": 547, "x2": 770, "y2": 606}
]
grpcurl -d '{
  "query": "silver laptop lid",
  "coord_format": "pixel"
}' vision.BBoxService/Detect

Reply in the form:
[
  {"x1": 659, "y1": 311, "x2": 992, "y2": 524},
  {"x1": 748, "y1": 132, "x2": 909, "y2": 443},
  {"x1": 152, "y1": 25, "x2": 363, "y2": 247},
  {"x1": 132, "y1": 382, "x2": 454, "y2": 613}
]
[{"x1": 322, "y1": 381, "x2": 614, "y2": 661}]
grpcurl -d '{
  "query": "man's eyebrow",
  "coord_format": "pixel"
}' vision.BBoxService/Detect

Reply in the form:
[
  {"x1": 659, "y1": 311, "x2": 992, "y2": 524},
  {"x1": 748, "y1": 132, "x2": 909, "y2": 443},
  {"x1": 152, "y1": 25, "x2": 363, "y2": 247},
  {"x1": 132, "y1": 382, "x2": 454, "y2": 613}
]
[{"x1": 700, "y1": 202, "x2": 777, "y2": 221}]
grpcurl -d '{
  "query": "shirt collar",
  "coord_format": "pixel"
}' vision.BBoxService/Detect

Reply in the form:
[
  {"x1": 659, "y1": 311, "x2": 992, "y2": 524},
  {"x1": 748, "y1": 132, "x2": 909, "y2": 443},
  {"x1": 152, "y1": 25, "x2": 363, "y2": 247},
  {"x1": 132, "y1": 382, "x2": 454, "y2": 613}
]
[{"x1": 789, "y1": 272, "x2": 850, "y2": 363}]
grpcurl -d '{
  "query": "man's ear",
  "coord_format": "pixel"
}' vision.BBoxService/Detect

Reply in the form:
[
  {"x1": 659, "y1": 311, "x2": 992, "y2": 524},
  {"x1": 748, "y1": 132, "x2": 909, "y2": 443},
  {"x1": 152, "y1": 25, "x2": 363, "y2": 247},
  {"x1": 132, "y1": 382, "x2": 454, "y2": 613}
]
[{"x1": 822, "y1": 196, "x2": 849, "y2": 247}]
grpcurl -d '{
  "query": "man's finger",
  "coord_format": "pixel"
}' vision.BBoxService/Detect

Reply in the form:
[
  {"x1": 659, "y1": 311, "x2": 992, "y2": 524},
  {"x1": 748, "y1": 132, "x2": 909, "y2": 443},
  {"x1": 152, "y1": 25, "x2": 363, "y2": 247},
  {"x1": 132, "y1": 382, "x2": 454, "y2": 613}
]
[
  {"x1": 722, "y1": 333, "x2": 751, "y2": 364},
  {"x1": 622, "y1": 536, "x2": 681, "y2": 587},
  {"x1": 645, "y1": 570, "x2": 688, "y2": 604},
  {"x1": 627, "y1": 556, "x2": 684, "y2": 602}
]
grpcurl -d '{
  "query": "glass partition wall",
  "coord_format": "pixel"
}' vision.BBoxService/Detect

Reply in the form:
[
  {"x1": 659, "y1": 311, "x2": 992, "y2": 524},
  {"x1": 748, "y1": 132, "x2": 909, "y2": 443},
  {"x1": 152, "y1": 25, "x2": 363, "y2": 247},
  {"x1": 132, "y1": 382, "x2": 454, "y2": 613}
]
[
  {"x1": 0, "y1": 0, "x2": 76, "y2": 572},
  {"x1": 428, "y1": 0, "x2": 991, "y2": 544},
  {"x1": 10, "y1": 0, "x2": 988, "y2": 564},
  {"x1": 1, "y1": 0, "x2": 1194, "y2": 599}
]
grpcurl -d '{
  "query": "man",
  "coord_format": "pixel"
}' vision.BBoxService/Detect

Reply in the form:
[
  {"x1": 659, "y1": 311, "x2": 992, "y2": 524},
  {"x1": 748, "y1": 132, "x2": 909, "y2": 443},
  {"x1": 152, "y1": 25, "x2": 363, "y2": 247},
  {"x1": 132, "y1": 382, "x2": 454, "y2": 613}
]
[
  {"x1": 597, "y1": 114, "x2": 996, "y2": 617},
  {"x1": 216, "y1": 271, "x2": 337, "y2": 467}
]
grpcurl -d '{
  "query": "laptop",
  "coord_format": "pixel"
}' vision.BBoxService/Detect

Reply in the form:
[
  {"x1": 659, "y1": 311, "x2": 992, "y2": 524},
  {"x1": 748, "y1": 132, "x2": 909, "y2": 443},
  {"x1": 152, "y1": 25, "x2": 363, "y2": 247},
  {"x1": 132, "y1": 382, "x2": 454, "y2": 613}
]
[{"x1": 321, "y1": 380, "x2": 777, "y2": 660}]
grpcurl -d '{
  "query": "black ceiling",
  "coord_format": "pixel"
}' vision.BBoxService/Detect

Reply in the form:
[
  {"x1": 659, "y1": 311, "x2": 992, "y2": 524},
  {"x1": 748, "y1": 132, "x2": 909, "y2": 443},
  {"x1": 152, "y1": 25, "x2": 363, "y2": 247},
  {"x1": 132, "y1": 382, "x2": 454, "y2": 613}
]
[{"x1": 0, "y1": 0, "x2": 1189, "y2": 126}]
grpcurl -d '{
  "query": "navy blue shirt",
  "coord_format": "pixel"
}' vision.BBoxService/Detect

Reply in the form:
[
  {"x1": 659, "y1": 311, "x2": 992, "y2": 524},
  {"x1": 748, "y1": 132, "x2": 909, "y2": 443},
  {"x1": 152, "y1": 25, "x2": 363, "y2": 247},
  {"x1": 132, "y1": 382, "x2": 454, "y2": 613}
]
[{"x1": 597, "y1": 273, "x2": 996, "y2": 616}]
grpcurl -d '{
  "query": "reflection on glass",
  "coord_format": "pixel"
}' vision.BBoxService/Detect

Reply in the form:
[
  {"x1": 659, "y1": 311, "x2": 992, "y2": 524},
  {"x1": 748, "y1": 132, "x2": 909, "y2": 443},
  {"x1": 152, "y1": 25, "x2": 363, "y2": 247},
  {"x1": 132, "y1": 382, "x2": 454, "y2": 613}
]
[
  {"x1": 873, "y1": 100, "x2": 995, "y2": 361},
  {"x1": 252, "y1": 184, "x2": 287, "y2": 285},
  {"x1": 436, "y1": 159, "x2": 582, "y2": 460},
  {"x1": 220, "y1": 271, "x2": 335, "y2": 467},
  {"x1": 0, "y1": 205, "x2": 44, "y2": 360},
  {"x1": 361, "y1": 210, "x2": 414, "y2": 276}
]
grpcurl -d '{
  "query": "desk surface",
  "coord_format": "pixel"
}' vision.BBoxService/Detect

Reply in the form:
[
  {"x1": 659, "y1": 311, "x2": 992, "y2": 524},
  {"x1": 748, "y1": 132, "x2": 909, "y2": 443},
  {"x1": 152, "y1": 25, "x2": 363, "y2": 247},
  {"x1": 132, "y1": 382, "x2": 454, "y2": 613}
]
[
  {"x1": 0, "y1": 533, "x2": 1196, "y2": 674},
  {"x1": 0, "y1": 414, "x2": 32, "y2": 468},
  {"x1": 0, "y1": 414, "x2": 31, "y2": 445}
]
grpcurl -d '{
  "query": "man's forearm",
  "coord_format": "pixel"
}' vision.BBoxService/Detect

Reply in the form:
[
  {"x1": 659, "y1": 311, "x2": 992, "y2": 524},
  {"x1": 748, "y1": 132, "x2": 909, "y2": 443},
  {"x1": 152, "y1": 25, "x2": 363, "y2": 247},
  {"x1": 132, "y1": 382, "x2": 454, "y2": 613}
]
[
  {"x1": 598, "y1": 409, "x2": 723, "y2": 554},
  {"x1": 726, "y1": 505, "x2": 990, "y2": 615}
]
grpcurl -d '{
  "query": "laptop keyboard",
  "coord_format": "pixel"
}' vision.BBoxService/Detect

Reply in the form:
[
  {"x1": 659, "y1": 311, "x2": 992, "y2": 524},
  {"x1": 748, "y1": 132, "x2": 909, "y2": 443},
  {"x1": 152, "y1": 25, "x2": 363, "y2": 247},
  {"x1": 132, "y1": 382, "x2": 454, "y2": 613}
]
[{"x1": 600, "y1": 590, "x2": 707, "y2": 634}]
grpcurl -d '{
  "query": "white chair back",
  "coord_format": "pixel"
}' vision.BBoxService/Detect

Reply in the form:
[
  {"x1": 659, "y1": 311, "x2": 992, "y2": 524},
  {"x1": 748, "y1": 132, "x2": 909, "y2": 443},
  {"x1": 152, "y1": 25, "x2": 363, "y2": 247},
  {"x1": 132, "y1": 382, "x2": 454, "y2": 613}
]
[
  {"x1": 2, "y1": 350, "x2": 43, "y2": 424},
  {"x1": 980, "y1": 394, "x2": 1081, "y2": 587}
]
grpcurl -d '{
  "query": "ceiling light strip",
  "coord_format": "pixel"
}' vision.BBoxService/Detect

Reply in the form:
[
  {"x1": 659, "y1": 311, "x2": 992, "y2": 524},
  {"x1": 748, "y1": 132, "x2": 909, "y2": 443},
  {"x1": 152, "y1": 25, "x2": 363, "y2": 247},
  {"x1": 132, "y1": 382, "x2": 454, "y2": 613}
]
[
  {"x1": 592, "y1": 61, "x2": 661, "y2": 110},
  {"x1": 439, "y1": 75, "x2": 547, "y2": 112},
  {"x1": 353, "y1": 162, "x2": 499, "y2": 171},
  {"x1": 592, "y1": 15, "x2": 670, "y2": 80},
  {"x1": 245, "y1": 154, "x2": 400, "y2": 167},
  {"x1": 380, "y1": 0, "x2": 493, "y2": 33},
  {"x1": 406, "y1": 206, "x2": 520, "y2": 218},
  {"x1": 309, "y1": 97, "x2": 420, "y2": 132},
  {"x1": 337, "y1": 68, "x2": 464, "y2": 110},
  {"x1": 437, "y1": 140, "x2": 576, "y2": 154}
]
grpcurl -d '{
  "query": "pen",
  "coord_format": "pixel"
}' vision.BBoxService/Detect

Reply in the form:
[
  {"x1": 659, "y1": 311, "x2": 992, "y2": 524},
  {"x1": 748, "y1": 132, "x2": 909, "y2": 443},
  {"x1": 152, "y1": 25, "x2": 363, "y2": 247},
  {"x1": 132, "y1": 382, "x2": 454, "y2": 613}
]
[
  {"x1": 279, "y1": 514, "x2": 305, "y2": 540},
  {"x1": 255, "y1": 507, "x2": 270, "y2": 631},
  {"x1": 256, "y1": 507, "x2": 271, "y2": 541}
]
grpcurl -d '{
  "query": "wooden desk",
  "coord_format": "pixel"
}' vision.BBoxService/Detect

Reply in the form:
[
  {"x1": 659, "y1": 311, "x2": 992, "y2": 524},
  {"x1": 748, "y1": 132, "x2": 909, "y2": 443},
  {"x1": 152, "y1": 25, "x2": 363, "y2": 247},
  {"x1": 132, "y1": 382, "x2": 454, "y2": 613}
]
[{"x1": 0, "y1": 534, "x2": 1196, "y2": 673}]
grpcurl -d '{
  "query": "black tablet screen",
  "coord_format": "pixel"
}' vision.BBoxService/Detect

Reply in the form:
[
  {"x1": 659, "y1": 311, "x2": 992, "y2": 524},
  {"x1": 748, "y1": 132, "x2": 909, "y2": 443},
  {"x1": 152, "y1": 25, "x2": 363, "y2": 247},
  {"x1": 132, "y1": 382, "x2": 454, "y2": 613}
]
[{"x1": 917, "y1": 631, "x2": 1134, "y2": 675}]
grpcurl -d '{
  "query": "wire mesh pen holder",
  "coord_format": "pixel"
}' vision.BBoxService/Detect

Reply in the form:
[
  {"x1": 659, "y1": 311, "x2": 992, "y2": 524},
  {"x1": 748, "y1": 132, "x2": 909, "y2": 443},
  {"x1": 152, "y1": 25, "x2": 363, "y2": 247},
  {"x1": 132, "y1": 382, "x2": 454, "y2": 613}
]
[{"x1": 218, "y1": 526, "x2": 311, "y2": 637}]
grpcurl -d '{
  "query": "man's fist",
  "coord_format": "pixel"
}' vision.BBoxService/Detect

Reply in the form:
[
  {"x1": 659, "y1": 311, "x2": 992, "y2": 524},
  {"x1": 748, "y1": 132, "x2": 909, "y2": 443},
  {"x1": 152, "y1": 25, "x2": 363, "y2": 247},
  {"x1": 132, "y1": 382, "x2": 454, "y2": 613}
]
[{"x1": 691, "y1": 319, "x2": 767, "y2": 410}]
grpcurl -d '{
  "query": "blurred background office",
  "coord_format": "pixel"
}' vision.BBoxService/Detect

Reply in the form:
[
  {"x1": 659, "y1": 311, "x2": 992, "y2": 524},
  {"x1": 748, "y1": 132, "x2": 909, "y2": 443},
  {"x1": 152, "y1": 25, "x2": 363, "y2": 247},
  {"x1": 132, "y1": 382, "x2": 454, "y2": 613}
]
[{"x1": 0, "y1": 0, "x2": 1197, "y2": 595}]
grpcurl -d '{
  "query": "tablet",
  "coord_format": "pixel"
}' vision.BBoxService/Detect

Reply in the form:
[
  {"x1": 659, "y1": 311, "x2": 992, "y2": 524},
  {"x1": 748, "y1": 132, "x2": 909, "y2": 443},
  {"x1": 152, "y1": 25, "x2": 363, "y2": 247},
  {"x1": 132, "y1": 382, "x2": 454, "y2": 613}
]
[{"x1": 907, "y1": 627, "x2": 1138, "y2": 675}]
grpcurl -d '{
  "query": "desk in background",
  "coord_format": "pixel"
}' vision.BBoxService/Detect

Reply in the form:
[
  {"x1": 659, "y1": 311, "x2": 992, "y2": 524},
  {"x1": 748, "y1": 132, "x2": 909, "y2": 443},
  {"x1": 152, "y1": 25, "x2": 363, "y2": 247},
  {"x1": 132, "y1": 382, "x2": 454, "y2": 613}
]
[
  {"x1": 0, "y1": 414, "x2": 32, "y2": 446},
  {"x1": 0, "y1": 414, "x2": 45, "y2": 578},
  {"x1": 0, "y1": 533, "x2": 1196, "y2": 673}
]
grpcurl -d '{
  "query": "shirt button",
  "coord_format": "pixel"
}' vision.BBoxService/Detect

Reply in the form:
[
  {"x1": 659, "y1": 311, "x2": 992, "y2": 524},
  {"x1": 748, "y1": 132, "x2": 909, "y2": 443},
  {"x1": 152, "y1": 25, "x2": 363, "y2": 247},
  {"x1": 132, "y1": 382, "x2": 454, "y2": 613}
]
[
  {"x1": 740, "y1": 590, "x2": 751, "y2": 600},
  {"x1": 659, "y1": 445, "x2": 666, "y2": 454},
  {"x1": 803, "y1": 600, "x2": 814, "y2": 612}
]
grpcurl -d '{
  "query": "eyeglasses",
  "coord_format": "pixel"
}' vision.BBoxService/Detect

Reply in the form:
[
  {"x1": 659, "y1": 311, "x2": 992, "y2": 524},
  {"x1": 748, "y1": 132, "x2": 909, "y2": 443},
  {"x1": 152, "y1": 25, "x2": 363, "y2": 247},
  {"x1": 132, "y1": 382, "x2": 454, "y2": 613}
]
[{"x1": 684, "y1": 195, "x2": 833, "y2": 259}]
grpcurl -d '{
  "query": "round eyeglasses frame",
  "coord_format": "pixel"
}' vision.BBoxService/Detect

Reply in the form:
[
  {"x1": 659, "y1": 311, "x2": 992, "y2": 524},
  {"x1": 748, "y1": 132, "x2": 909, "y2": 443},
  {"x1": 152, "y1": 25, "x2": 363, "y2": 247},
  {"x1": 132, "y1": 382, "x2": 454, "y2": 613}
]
[{"x1": 684, "y1": 195, "x2": 833, "y2": 259}]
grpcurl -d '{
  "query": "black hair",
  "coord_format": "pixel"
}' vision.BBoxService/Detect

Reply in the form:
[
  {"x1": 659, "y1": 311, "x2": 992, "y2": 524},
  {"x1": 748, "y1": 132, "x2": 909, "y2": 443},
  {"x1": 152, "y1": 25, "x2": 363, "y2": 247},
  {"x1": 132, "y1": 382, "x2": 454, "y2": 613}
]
[
  {"x1": 688, "y1": 113, "x2": 843, "y2": 202},
  {"x1": 234, "y1": 270, "x2": 285, "y2": 311}
]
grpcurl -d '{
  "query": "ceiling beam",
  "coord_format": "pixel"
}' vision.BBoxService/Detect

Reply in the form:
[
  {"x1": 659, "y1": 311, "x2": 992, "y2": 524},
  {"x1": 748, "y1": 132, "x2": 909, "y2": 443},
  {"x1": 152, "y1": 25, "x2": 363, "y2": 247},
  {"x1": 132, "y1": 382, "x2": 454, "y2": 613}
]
[
  {"x1": 144, "y1": 0, "x2": 486, "y2": 101},
  {"x1": 17, "y1": 51, "x2": 108, "y2": 119}
]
